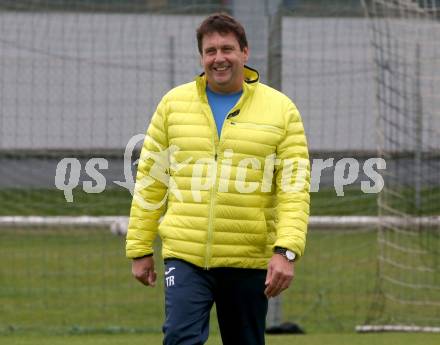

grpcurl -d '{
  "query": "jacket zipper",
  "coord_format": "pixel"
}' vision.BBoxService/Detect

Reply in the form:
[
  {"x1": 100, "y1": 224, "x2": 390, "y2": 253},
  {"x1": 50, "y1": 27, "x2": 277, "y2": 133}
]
[
  {"x1": 204, "y1": 102, "x2": 220, "y2": 269},
  {"x1": 205, "y1": 149, "x2": 217, "y2": 269},
  {"x1": 203, "y1": 97, "x2": 244, "y2": 269}
]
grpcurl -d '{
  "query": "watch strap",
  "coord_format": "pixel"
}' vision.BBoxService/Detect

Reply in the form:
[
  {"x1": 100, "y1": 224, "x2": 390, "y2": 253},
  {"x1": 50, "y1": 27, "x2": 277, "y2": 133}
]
[{"x1": 273, "y1": 246, "x2": 296, "y2": 262}]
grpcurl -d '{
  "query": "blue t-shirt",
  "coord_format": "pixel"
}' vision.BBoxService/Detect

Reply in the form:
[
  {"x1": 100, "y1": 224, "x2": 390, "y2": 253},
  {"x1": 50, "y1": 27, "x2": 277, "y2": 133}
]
[{"x1": 206, "y1": 86, "x2": 242, "y2": 137}]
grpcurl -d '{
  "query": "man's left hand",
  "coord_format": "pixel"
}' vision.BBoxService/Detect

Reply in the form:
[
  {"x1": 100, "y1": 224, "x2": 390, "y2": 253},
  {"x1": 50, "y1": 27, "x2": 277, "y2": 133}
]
[{"x1": 264, "y1": 254, "x2": 294, "y2": 298}]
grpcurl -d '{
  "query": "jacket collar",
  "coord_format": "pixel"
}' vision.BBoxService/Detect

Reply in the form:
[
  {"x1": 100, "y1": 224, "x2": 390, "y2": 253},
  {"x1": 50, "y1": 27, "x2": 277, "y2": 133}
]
[{"x1": 196, "y1": 65, "x2": 259, "y2": 100}]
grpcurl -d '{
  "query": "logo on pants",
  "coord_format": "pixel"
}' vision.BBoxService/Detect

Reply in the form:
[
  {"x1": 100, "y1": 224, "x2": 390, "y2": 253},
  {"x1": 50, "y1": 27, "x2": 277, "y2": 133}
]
[{"x1": 165, "y1": 266, "x2": 175, "y2": 287}]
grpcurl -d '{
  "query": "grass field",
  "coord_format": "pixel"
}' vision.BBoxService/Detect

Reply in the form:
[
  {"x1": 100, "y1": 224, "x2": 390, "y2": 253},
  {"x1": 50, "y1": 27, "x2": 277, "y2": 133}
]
[
  {"x1": 1, "y1": 227, "x2": 377, "y2": 336},
  {"x1": 0, "y1": 187, "x2": 380, "y2": 216},
  {"x1": 1, "y1": 187, "x2": 439, "y2": 344},
  {"x1": 2, "y1": 333, "x2": 440, "y2": 345}
]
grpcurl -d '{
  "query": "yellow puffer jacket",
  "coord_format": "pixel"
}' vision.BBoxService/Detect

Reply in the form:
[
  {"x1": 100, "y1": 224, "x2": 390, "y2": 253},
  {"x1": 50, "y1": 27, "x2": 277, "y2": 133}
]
[{"x1": 126, "y1": 66, "x2": 310, "y2": 269}]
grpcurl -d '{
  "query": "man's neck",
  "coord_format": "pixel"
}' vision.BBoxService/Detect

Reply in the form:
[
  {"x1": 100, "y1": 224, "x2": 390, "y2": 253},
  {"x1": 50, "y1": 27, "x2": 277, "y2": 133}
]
[
  {"x1": 207, "y1": 83, "x2": 243, "y2": 95},
  {"x1": 207, "y1": 84, "x2": 242, "y2": 95}
]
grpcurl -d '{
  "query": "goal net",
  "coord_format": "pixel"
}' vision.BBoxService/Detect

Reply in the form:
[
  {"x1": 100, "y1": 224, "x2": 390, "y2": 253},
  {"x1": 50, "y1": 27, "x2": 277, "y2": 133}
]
[{"x1": 359, "y1": 0, "x2": 440, "y2": 332}]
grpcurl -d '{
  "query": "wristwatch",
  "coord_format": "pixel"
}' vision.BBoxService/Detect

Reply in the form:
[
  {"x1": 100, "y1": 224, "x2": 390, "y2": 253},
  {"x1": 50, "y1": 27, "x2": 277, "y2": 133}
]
[{"x1": 273, "y1": 246, "x2": 296, "y2": 262}]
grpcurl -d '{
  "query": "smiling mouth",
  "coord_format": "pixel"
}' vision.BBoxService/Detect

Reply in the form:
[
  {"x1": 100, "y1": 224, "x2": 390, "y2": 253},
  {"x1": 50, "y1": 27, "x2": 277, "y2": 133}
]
[{"x1": 213, "y1": 66, "x2": 230, "y2": 72}]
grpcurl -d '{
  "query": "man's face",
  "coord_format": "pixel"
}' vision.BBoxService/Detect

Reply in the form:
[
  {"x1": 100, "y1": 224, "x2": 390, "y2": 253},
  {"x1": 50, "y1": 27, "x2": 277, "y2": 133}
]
[{"x1": 200, "y1": 31, "x2": 249, "y2": 94}]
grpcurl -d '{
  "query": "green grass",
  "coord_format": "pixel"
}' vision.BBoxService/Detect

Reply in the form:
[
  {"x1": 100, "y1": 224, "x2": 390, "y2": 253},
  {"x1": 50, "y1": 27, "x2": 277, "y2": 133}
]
[
  {"x1": 0, "y1": 187, "x2": 380, "y2": 216},
  {"x1": 0, "y1": 228, "x2": 377, "y2": 335},
  {"x1": 2, "y1": 333, "x2": 440, "y2": 345},
  {"x1": 0, "y1": 188, "x2": 132, "y2": 216},
  {"x1": 310, "y1": 188, "x2": 378, "y2": 215},
  {"x1": 0, "y1": 228, "x2": 165, "y2": 333},
  {"x1": 1, "y1": 187, "x2": 439, "y2": 341}
]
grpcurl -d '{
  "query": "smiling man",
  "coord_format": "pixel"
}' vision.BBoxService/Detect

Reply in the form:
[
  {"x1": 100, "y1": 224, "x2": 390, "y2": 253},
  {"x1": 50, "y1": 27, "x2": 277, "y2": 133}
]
[{"x1": 126, "y1": 13, "x2": 310, "y2": 345}]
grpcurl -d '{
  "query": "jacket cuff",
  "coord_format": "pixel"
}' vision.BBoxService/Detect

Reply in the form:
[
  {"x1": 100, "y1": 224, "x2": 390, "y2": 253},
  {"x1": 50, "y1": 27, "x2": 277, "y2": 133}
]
[{"x1": 132, "y1": 253, "x2": 153, "y2": 260}]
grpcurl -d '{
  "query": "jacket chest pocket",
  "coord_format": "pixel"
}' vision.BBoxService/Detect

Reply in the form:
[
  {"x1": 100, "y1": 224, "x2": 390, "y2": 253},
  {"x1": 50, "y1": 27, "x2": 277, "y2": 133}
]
[
  {"x1": 230, "y1": 122, "x2": 284, "y2": 136},
  {"x1": 226, "y1": 121, "x2": 283, "y2": 158}
]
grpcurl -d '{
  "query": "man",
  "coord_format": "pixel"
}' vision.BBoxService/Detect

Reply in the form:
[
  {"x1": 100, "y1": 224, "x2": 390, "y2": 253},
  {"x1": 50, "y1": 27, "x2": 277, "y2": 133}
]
[{"x1": 126, "y1": 13, "x2": 310, "y2": 345}]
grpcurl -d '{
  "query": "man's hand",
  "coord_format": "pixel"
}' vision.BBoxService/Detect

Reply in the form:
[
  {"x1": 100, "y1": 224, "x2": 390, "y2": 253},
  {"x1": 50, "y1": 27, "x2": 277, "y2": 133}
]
[
  {"x1": 264, "y1": 254, "x2": 294, "y2": 298},
  {"x1": 132, "y1": 256, "x2": 157, "y2": 287}
]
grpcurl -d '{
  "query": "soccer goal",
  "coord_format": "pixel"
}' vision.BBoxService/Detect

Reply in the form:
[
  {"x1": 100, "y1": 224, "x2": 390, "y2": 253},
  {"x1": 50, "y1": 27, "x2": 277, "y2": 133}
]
[{"x1": 357, "y1": 0, "x2": 440, "y2": 332}]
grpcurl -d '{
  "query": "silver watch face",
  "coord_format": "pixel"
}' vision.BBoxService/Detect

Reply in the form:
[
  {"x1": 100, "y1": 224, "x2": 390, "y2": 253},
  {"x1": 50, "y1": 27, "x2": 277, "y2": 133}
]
[{"x1": 285, "y1": 250, "x2": 296, "y2": 261}]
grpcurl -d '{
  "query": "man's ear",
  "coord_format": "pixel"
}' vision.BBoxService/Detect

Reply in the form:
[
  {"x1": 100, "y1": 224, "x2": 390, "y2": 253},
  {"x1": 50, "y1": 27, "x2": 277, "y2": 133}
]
[{"x1": 242, "y1": 46, "x2": 249, "y2": 63}]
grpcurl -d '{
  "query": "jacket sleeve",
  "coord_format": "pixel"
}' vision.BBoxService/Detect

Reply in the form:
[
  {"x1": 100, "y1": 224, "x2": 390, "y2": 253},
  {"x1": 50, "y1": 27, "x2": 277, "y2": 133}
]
[
  {"x1": 126, "y1": 97, "x2": 169, "y2": 259},
  {"x1": 273, "y1": 100, "x2": 310, "y2": 260}
]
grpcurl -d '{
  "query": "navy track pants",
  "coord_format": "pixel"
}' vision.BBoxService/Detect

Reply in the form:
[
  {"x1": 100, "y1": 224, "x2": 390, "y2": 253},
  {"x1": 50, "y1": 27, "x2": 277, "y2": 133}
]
[{"x1": 162, "y1": 259, "x2": 268, "y2": 345}]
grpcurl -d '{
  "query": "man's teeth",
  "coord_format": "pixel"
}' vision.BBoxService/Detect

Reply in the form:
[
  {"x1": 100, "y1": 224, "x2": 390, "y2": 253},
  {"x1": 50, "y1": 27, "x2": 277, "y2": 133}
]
[{"x1": 215, "y1": 66, "x2": 228, "y2": 71}]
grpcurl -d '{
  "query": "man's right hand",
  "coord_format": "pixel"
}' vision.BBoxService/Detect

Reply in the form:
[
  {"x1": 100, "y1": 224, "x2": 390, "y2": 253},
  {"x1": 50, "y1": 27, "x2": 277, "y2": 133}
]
[{"x1": 132, "y1": 255, "x2": 157, "y2": 287}]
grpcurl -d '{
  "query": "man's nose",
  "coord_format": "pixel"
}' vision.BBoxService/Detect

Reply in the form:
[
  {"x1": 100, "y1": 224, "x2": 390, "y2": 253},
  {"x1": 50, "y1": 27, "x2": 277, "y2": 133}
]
[{"x1": 214, "y1": 50, "x2": 226, "y2": 62}]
